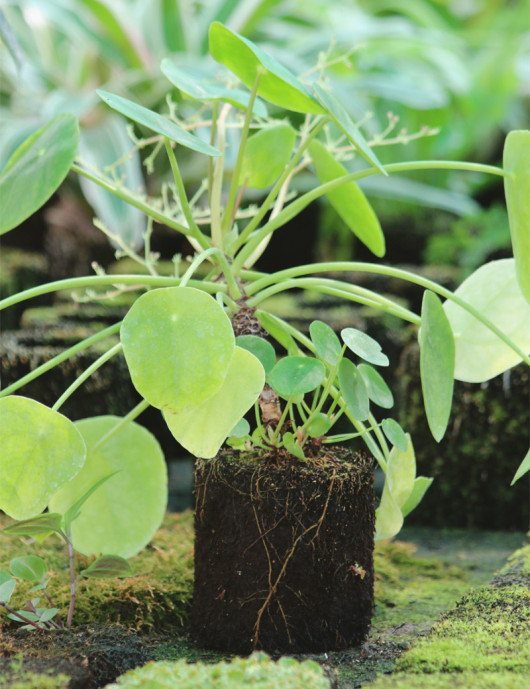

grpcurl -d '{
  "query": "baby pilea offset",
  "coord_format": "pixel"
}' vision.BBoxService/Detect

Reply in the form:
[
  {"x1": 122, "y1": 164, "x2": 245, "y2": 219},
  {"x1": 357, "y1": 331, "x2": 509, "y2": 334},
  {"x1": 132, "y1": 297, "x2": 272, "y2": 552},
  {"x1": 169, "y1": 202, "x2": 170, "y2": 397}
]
[{"x1": 0, "y1": 22, "x2": 529, "y2": 626}]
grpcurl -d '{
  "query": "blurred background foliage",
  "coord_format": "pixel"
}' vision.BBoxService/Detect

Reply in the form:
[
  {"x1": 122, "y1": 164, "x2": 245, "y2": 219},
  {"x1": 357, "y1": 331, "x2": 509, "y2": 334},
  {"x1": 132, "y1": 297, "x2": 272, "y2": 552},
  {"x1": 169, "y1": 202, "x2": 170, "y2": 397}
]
[{"x1": 0, "y1": 0, "x2": 528, "y2": 260}]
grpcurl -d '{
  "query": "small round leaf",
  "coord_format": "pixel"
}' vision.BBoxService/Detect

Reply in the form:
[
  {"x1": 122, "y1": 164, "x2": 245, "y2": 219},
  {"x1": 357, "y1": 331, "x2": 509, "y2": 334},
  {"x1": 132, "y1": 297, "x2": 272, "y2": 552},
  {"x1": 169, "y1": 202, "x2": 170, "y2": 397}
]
[
  {"x1": 338, "y1": 359, "x2": 370, "y2": 421},
  {"x1": 382, "y1": 418, "x2": 408, "y2": 452},
  {"x1": 236, "y1": 335, "x2": 276, "y2": 374},
  {"x1": 0, "y1": 396, "x2": 86, "y2": 521},
  {"x1": 269, "y1": 357, "x2": 325, "y2": 398},
  {"x1": 306, "y1": 413, "x2": 332, "y2": 438},
  {"x1": 341, "y1": 328, "x2": 389, "y2": 366},
  {"x1": 310, "y1": 320, "x2": 342, "y2": 365},
  {"x1": 358, "y1": 364, "x2": 394, "y2": 408},
  {"x1": 10, "y1": 556, "x2": 47, "y2": 584}
]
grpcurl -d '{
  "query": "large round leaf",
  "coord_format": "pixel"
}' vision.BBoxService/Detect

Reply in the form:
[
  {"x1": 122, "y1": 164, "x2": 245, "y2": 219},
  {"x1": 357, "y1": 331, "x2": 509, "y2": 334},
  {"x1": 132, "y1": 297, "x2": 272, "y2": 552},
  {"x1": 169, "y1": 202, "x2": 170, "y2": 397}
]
[
  {"x1": 163, "y1": 347, "x2": 265, "y2": 458},
  {"x1": 443, "y1": 259, "x2": 530, "y2": 382},
  {"x1": 268, "y1": 356, "x2": 325, "y2": 398},
  {"x1": 97, "y1": 90, "x2": 221, "y2": 157},
  {"x1": 209, "y1": 22, "x2": 323, "y2": 114},
  {"x1": 0, "y1": 114, "x2": 79, "y2": 235},
  {"x1": 0, "y1": 396, "x2": 86, "y2": 520},
  {"x1": 240, "y1": 124, "x2": 296, "y2": 189},
  {"x1": 503, "y1": 130, "x2": 530, "y2": 304},
  {"x1": 309, "y1": 140, "x2": 385, "y2": 257},
  {"x1": 121, "y1": 287, "x2": 235, "y2": 414},
  {"x1": 49, "y1": 416, "x2": 167, "y2": 558}
]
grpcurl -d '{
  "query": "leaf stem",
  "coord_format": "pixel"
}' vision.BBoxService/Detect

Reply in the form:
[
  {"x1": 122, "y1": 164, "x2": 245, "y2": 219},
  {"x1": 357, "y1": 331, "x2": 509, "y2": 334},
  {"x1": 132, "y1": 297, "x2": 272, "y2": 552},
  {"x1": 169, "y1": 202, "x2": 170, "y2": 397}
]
[
  {"x1": 221, "y1": 71, "x2": 261, "y2": 236},
  {"x1": 91, "y1": 399, "x2": 150, "y2": 452},
  {"x1": 232, "y1": 160, "x2": 508, "y2": 272},
  {"x1": 251, "y1": 262, "x2": 530, "y2": 367},
  {"x1": 52, "y1": 343, "x2": 122, "y2": 412},
  {"x1": 71, "y1": 162, "x2": 191, "y2": 236},
  {"x1": 0, "y1": 275, "x2": 226, "y2": 312},
  {"x1": 164, "y1": 138, "x2": 210, "y2": 250},
  {"x1": 0, "y1": 322, "x2": 122, "y2": 398},
  {"x1": 0, "y1": 602, "x2": 43, "y2": 630}
]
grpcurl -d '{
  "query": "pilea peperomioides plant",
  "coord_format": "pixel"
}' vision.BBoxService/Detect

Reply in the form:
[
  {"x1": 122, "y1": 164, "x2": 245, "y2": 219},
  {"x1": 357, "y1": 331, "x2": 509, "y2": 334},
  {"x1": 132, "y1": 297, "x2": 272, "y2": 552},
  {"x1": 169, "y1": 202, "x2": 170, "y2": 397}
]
[{"x1": 0, "y1": 23, "x2": 529, "y2": 650}]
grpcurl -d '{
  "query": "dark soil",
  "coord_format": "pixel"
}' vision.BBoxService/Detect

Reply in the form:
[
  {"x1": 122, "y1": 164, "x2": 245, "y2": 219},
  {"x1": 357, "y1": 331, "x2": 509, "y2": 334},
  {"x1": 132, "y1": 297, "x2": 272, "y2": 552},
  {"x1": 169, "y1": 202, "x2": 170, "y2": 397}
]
[
  {"x1": 0, "y1": 625, "x2": 148, "y2": 689},
  {"x1": 192, "y1": 448, "x2": 375, "y2": 654}
]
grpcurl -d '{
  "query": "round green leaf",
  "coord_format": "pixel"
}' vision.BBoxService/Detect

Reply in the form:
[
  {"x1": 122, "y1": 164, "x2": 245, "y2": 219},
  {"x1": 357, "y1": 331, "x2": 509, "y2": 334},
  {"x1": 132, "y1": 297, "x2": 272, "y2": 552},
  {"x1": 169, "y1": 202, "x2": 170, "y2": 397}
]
[
  {"x1": 419, "y1": 290, "x2": 455, "y2": 442},
  {"x1": 382, "y1": 418, "x2": 408, "y2": 453},
  {"x1": 0, "y1": 396, "x2": 86, "y2": 521},
  {"x1": 209, "y1": 22, "x2": 324, "y2": 114},
  {"x1": 443, "y1": 259, "x2": 530, "y2": 382},
  {"x1": 240, "y1": 125, "x2": 296, "y2": 189},
  {"x1": 236, "y1": 335, "x2": 276, "y2": 374},
  {"x1": 10, "y1": 556, "x2": 47, "y2": 584},
  {"x1": 401, "y1": 477, "x2": 433, "y2": 517},
  {"x1": 385, "y1": 434, "x2": 416, "y2": 508},
  {"x1": 0, "y1": 572, "x2": 16, "y2": 604},
  {"x1": 503, "y1": 130, "x2": 530, "y2": 303},
  {"x1": 81, "y1": 555, "x2": 134, "y2": 580},
  {"x1": 313, "y1": 84, "x2": 386, "y2": 174},
  {"x1": 268, "y1": 356, "x2": 325, "y2": 398},
  {"x1": 121, "y1": 287, "x2": 235, "y2": 414},
  {"x1": 358, "y1": 364, "x2": 394, "y2": 409},
  {"x1": 160, "y1": 59, "x2": 268, "y2": 117},
  {"x1": 309, "y1": 140, "x2": 385, "y2": 257},
  {"x1": 375, "y1": 485, "x2": 403, "y2": 542},
  {"x1": 338, "y1": 359, "x2": 370, "y2": 421},
  {"x1": 97, "y1": 90, "x2": 221, "y2": 157},
  {"x1": 306, "y1": 413, "x2": 332, "y2": 438},
  {"x1": 228, "y1": 418, "x2": 251, "y2": 439},
  {"x1": 341, "y1": 328, "x2": 389, "y2": 366},
  {"x1": 48, "y1": 416, "x2": 167, "y2": 559},
  {"x1": 164, "y1": 347, "x2": 265, "y2": 458},
  {"x1": 309, "y1": 320, "x2": 342, "y2": 365},
  {"x1": 0, "y1": 114, "x2": 80, "y2": 235}
]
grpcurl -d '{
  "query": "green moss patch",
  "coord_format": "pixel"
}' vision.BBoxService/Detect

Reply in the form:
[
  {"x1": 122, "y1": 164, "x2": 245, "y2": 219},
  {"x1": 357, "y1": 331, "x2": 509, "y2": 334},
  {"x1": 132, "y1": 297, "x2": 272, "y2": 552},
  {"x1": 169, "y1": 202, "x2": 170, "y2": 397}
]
[
  {"x1": 106, "y1": 652, "x2": 331, "y2": 689},
  {"x1": 368, "y1": 540, "x2": 530, "y2": 688},
  {"x1": 369, "y1": 671, "x2": 530, "y2": 688},
  {"x1": 0, "y1": 512, "x2": 193, "y2": 633}
]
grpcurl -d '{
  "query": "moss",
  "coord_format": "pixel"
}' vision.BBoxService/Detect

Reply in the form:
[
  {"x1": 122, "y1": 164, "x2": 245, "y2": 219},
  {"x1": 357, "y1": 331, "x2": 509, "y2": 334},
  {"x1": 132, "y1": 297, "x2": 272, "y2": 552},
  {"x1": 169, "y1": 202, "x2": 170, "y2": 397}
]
[
  {"x1": 106, "y1": 653, "x2": 331, "y2": 689},
  {"x1": 372, "y1": 540, "x2": 470, "y2": 635},
  {"x1": 395, "y1": 585, "x2": 530, "y2": 673},
  {"x1": 0, "y1": 512, "x2": 194, "y2": 633},
  {"x1": 491, "y1": 541, "x2": 530, "y2": 587},
  {"x1": 368, "y1": 671, "x2": 530, "y2": 688},
  {"x1": 0, "y1": 672, "x2": 69, "y2": 689}
]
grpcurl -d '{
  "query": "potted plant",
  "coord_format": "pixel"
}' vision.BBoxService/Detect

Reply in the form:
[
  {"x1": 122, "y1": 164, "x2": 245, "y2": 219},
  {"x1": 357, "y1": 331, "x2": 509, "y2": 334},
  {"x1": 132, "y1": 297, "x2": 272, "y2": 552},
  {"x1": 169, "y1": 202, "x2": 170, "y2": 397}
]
[{"x1": 1, "y1": 22, "x2": 529, "y2": 654}]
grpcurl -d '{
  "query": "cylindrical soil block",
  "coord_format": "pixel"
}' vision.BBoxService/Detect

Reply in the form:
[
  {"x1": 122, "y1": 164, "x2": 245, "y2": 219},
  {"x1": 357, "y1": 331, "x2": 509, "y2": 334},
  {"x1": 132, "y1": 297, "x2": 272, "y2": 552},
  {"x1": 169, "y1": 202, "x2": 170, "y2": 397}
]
[{"x1": 192, "y1": 450, "x2": 375, "y2": 653}]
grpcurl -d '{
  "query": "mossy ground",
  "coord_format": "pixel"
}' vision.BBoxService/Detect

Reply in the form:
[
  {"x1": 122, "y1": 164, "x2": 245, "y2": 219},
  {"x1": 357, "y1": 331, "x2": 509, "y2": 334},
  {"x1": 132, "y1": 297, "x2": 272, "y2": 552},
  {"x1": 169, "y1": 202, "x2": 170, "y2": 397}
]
[
  {"x1": 0, "y1": 513, "x2": 527, "y2": 688},
  {"x1": 0, "y1": 512, "x2": 194, "y2": 633}
]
